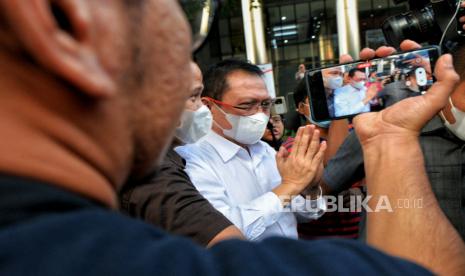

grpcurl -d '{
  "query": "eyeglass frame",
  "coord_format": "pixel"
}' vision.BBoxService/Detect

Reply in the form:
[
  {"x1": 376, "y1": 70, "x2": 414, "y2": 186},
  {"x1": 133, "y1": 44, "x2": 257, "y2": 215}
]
[{"x1": 204, "y1": 97, "x2": 275, "y2": 116}]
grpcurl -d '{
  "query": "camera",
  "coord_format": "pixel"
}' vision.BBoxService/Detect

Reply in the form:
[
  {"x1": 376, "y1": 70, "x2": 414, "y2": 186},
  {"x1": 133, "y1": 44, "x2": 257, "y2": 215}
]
[{"x1": 383, "y1": 0, "x2": 465, "y2": 52}]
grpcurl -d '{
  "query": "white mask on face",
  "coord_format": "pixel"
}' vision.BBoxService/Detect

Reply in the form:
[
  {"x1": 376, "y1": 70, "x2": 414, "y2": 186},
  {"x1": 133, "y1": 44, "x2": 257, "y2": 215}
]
[
  {"x1": 352, "y1": 81, "x2": 365, "y2": 90},
  {"x1": 442, "y1": 97, "x2": 465, "y2": 141},
  {"x1": 215, "y1": 105, "x2": 269, "y2": 145},
  {"x1": 324, "y1": 76, "x2": 343, "y2": 90},
  {"x1": 175, "y1": 105, "x2": 213, "y2": 144}
]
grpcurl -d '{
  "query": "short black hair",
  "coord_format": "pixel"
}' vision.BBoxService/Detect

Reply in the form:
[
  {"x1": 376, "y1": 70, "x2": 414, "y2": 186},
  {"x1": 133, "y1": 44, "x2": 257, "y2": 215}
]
[
  {"x1": 202, "y1": 59, "x2": 263, "y2": 100},
  {"x1": 293, "y1": 79, "x2": 307, "y2": 107},
  {"x1": 348, "y1": 68, "x2": 365, "y2": 78}
]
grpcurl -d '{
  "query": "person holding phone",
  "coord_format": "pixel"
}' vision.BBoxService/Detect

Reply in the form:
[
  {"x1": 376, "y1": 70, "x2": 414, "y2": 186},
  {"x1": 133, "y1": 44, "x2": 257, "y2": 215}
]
[{"x1": 321, "y1": 41, "x2": 465, "y2": 242}]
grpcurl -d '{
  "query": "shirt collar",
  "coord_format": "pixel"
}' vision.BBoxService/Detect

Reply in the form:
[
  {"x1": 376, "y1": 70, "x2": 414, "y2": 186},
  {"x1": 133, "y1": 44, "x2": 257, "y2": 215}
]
[
  {"x1": 203, "y1": 131, "x2": 270, "y2": 163},
  {"x1": 203, "y1": 131, "x2": 243, "y2": 162}
]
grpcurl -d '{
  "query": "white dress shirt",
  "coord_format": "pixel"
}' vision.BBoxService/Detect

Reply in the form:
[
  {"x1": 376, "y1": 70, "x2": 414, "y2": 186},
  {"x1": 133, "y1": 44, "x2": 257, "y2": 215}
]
[
  {"x1": 176, "y1": 131, "x2": 325, "y2": 241},
  {"x1": 334, "y1": 84, "x2": 370, "y2": 117}
]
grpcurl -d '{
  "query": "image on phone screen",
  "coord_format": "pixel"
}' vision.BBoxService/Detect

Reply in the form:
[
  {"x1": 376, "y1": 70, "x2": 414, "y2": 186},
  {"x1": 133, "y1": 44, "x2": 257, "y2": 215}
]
[{"x1": 306, "y1": 46, "x2": 440, "y2": 122}]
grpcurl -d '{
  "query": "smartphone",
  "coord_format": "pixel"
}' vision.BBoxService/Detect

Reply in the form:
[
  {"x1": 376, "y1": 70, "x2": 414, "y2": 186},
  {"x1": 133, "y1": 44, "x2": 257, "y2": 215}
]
[{"x1": 306, "y1": 46, "x2": 440, "y2": 121}]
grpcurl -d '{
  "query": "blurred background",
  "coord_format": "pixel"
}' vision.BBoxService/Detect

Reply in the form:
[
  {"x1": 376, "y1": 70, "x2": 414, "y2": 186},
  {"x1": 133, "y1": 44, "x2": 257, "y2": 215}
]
[
  {"x1": 194, "y1": 0, "x2": 410, "y2": 130},
  {"x1": 195, "y1": 0, "x2": 409, "y2": 100}
]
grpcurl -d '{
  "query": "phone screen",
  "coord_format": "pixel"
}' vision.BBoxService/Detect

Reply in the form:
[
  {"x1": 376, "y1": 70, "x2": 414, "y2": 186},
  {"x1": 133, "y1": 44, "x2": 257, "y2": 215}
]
[{"x1": 307, "y1": 46, "x2": 440, "y2": 121}]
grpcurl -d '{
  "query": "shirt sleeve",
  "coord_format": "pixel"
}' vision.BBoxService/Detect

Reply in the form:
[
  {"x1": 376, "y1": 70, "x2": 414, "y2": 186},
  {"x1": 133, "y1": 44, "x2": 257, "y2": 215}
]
[
  {"x1": 181, "y1": 151, "x2": 285, "y2": 241},
  {"x1": 120, "y1": 151, "x2": 233, "y2": 247},
  {"x1": 323, "y1": 131, "x2": 366, "y2": 193}
]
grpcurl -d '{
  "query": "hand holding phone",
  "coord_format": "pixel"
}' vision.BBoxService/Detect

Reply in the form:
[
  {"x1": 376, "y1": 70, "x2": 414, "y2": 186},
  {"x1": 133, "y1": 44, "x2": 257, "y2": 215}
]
[{"x1": 306, "y1": 46, "x2": 440, "y2": 122}]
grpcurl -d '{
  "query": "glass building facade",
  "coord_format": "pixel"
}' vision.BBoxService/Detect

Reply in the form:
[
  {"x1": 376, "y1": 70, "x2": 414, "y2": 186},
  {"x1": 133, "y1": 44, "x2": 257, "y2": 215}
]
[{"x1": 194, "y1": 0, "x2": 410, "y2": 128}]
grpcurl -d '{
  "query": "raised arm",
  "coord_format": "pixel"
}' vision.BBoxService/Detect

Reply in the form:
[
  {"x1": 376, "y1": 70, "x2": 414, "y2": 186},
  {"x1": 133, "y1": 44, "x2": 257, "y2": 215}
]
[{"x1": 354, "y1": 52, "x2": 465, "y2": 275}]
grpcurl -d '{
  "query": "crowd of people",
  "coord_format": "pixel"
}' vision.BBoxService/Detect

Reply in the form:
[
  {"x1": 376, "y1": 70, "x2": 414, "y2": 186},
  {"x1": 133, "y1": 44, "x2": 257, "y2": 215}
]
[{"x1": 0, "y1": 0, "x2": 464, "y2": 275}]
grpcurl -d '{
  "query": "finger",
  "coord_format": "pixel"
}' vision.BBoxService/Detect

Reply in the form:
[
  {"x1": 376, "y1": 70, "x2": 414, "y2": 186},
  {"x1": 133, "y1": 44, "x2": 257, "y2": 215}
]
[
  {"x1": 276, "y1": 145, "x2": 284, "y2": 164},
  {"x1": 399, "y1": 40, "x2": 421, "y2": 52},
  {"x1": 310, "y1": 141, "x2": 327, "y2": 171},
  {"x1": 374, "y1": 46, "x2": 396, "y2": 58},
  {"x1": 291, "y1": 126, "x2": 305, "y2": 157},
  {"x1": 305, "y1": 129, "x2": 321, "y2": 160},
  {"x1": 461, "y1": 16, "x2": 465, "y2": 23},
  {"x1": 462, "y1": 1, "x2": 465, "y2": 8},
  {"x1": 297, "y1": 125, "x2": 314, "y2": 159},
  {"x1": 420, "y1": 54, "x2": 459, "y2": 123},
  {"x1": 339, "y1": 54, "x2": 353, "y2": 64},
  {"x1": 359, "y1": 48, "x2": 376, "y2": 60}
]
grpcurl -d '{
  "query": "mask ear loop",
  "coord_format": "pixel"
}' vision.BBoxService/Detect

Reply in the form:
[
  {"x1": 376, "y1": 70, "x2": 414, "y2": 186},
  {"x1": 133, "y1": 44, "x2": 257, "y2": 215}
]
[
  {"x1": 439, "y1": 1, "x2": 462, "y2": 52},
  {"x1": 439, "y1": 97, "x2": 456, "y2": 124}
]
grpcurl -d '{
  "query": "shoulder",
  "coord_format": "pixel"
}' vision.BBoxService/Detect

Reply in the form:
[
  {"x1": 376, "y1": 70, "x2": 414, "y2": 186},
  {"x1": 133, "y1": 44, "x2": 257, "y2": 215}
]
[{"x1": 175, "y1": 140, "x2": 214, "y2": 162}]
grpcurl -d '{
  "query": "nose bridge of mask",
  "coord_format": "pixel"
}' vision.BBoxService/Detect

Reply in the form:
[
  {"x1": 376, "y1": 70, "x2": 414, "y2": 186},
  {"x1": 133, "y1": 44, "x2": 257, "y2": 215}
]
[{"x1": 175, "y1": 104, "x2": 213, "y2": 144}]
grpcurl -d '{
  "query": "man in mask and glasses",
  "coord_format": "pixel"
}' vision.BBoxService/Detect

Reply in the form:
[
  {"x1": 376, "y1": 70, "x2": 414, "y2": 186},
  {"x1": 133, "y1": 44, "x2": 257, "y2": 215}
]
[
  {"x1": 0, "y1": 0, "x2": 462, "y2": 275},
  {"x1": 176, "y1": 59, "x2": 327, "y2": 241}
]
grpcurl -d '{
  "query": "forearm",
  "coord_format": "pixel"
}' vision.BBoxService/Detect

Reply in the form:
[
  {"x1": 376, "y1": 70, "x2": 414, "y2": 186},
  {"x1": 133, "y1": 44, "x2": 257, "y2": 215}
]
[
  {"x1": 207, "y1": 225, "x2": 245, "y2": 247},
  {"x1": 362, "y1": 136, "x2": 465, "y2": 275}
]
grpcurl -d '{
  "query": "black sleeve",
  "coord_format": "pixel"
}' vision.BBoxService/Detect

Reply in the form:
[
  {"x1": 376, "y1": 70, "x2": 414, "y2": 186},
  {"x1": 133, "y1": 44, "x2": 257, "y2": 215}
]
[
  {"x1": 323, "y1": 131, "x2": 366, "y2": 193},
  {"x1": 120, "y1": 151, "x2": 232, "y2": 246}
]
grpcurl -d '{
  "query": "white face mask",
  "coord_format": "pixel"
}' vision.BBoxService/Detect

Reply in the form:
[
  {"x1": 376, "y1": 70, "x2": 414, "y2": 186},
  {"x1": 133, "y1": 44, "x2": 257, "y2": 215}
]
[
  {"x1": 215, "y1": 105, "x2": 269, "y2": 145},
  {"x1": 324, "y1": 76, "x2": 343, "y2": 90},
  {"x1": 175, "y1": 105, "x2": 213, "y2": 144},
  {"x1": 442, "y1": 97, "x2": 465, "y2": 141},
  {"x1": 352, "y1": 81, "x2": 365, "y2": 90}
]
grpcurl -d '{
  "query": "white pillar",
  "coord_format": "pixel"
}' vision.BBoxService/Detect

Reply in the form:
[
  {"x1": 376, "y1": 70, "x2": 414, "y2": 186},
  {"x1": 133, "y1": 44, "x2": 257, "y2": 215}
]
[
  {"x1": 336, "y1": 0, "x2": 361, "y2": 58},
  {"x1": 241, "y1": 0, "x2": 268, "y2": 64}
]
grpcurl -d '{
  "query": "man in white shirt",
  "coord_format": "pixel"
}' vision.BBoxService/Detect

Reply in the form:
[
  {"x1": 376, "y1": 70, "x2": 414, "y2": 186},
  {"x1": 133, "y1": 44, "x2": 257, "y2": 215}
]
[
  {"x1": 176, "y1": 59, "x2": 326, "y2": 241},
  {"x1": 334, "y1": 68, "x2": 377, "y2": 117}
]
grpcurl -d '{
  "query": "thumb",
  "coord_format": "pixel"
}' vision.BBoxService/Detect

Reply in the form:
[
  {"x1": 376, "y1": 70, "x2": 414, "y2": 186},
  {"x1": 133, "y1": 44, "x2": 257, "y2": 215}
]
[{"x1": 422, "y1": 54, "x2": 459, "y2": 118}]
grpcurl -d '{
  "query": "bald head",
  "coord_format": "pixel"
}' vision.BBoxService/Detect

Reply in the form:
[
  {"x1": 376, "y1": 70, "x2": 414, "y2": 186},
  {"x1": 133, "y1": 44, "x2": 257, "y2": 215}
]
[
  {"x1": 184, "y1": 62, "x2": 204, "y2": 111},
  {"x1": 0, "y1": 0, "x2": 193, "y2": 205}
]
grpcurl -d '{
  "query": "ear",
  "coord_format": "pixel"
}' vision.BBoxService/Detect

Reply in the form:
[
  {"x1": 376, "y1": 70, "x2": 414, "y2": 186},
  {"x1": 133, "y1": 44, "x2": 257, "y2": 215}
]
[
  {"x1": 201, "y1": 97, "x2": 212, "y2": 109},
  {"x1": 296, "y1": 102, "x2": 305, "y2": 115},
  {"x1": 1, "y1": 0, "x2": 115, "y2": 98}
]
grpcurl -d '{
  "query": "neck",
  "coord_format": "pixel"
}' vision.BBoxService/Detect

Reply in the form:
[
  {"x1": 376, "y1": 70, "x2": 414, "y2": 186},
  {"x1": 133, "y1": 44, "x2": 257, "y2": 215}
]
[{"x1": 0, "y1": 51, "x2": 132, "y2": 208}]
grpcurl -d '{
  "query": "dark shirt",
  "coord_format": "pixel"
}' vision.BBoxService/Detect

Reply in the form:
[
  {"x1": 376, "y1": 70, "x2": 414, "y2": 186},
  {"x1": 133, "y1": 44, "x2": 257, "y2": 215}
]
[
  {"x1": 0, "y1": 175, "x2": 432, "y2": 275},
  {"x1": 323, "y1": 116, "x2": 465, "y2": 240},
  {"x1": 120, "y1": 147, "x2": 232, "y2": 246}
]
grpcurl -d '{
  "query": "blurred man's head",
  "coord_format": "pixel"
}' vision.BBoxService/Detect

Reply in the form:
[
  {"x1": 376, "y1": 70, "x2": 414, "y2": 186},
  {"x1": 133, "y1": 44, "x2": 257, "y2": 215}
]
[
  {"x1": 175, "y1": 62, "x2": 212, "y2": 144},
  {"x1": 0, "y1": 0, "x2": 193, "y2": 204},
  {"x1": 202, "y1": 59, "x2": 271, "y2": 146},
  {"x1": 322, "y1": 67, "x2": 343, "y2": 91}
]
